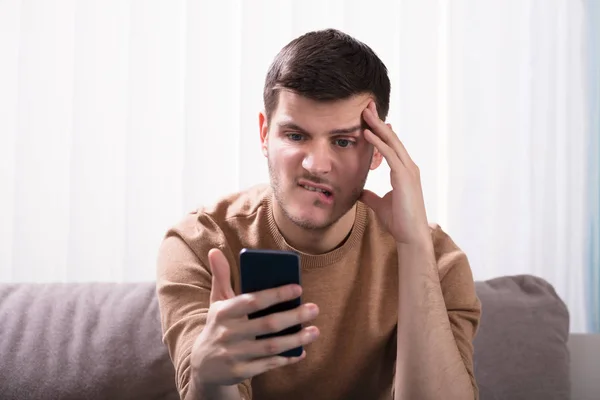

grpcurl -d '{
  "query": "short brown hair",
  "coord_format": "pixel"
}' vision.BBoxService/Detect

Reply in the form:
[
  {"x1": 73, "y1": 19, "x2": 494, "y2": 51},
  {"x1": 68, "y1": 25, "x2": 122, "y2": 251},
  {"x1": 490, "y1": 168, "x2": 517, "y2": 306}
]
[{"x1": 263, "y1": 29, "x2": 391, "y2": 122}]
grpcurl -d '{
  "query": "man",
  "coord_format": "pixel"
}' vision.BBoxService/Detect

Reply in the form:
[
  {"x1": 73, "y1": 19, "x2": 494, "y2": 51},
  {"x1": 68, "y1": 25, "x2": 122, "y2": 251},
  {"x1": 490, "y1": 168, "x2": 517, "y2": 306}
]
[{"x1": 156, "y1": 28, "x2": 481, "y2": 400}]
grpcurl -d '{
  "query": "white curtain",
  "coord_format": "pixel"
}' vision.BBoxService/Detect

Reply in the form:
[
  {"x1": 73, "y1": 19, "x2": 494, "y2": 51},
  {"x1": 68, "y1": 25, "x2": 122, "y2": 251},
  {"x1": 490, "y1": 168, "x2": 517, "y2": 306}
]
[{"x1": 0, "y1": 0, "x2": 593, "y2": 332}]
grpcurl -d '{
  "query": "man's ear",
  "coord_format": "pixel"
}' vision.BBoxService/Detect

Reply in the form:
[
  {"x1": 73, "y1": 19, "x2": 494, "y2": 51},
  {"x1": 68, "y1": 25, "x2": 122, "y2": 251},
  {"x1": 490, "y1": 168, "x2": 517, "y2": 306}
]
[
  {"x1": 259, "y1": 111, "x2": 269, "y2": 157},
  {"x1": 369, "y1": 146, "x2": 383, "y2": 170}
]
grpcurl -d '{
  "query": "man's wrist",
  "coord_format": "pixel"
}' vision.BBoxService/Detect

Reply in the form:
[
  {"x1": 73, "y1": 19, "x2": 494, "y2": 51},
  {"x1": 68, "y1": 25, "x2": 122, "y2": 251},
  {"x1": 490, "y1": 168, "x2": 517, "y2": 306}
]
[
  {"x1": 395, "y1": 223, "x2": 432, "y2": 249},
  {"x1": 396, "y1": 232, "x2": 438, "y2": 279},
  {"x1": 187, "y1": 376, "x2": 218, "y2": 400},
  {"x1": 396, "y1": 231, "x2": 434, "y2": 257},
  {"x1": 187, "y1": 377, "x2": 241, "y2": 400}
]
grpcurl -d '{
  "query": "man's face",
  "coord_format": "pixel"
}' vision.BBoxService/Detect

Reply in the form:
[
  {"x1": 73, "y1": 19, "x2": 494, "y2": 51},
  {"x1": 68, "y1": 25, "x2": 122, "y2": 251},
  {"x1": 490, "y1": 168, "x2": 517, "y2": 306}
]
[{"x1": 259, "y1": 90, "x2": 383, "y2": 231}]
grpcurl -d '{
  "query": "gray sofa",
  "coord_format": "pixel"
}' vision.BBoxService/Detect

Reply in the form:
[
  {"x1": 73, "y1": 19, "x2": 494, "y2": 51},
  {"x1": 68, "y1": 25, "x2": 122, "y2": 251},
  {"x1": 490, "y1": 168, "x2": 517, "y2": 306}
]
[{"x1": 0, "y1": 274, "x2": 597, "y2": 400}]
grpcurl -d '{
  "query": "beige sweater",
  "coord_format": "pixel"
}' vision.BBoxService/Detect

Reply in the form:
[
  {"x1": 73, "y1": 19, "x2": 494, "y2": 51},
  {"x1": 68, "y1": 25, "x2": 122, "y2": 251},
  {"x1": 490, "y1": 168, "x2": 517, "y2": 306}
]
[{"x1": 156, "y1": 184, "x2": 481, "y2": 400}]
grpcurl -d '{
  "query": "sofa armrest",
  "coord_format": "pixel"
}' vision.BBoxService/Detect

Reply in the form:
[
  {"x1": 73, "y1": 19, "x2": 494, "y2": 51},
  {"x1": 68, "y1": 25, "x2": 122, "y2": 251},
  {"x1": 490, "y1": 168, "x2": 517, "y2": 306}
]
[{"x1": 568, "y1": 333, "x2": 600, "y2": 400}]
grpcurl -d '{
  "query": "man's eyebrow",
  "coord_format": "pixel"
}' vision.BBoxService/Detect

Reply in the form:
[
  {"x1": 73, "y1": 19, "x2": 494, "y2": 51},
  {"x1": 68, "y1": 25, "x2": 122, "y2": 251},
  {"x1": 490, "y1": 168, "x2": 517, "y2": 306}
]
[
  {"x1": 329, "y1": 124, "x2": 363, "y2": 135},
  {"x1": 277, "y1": 121, "x2": 364, "y2": 135}
]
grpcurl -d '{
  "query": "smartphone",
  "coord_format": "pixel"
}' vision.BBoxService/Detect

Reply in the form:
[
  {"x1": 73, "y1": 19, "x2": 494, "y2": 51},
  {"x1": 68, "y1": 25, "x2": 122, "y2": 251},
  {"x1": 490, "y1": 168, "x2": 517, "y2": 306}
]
[{"x1": 239, "y1": 248, "x2": 302, "y2": 357}]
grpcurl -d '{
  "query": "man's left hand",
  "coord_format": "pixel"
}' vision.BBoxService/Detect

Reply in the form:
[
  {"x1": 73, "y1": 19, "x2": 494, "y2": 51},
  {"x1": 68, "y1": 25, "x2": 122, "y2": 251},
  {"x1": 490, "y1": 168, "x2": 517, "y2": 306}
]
[{"x1": 359, "y1": 101, "x2": 430, "y2": 246}]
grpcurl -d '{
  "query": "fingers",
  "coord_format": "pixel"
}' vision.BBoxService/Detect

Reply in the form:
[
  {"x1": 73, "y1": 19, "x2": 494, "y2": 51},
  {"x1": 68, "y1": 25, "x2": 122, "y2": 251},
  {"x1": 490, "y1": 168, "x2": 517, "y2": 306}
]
[
  {"x1": 366, "y1": 103, "x2": 409, "y2": 162},
  {"x1": 234, "y1": 326, "x2": 320, "y2": 360},
  {"x1": 209, "y1": 248, "x2": 236, "y2": 304},
  {"x1": 362, "y1": 102, "x2": 415, "y2": 168},
  {"x1": 233, "y1": 351, "x2": 307, "y2": 380},
  {"x1": 242, "y1": 302, "x2": 319, "y2": 338},
  {"x1": 363, "y1": 129, "x2": 403, "y2": 172},
  {"x1": 215, "y1": 283, "x2": 303, "y2": 320}
]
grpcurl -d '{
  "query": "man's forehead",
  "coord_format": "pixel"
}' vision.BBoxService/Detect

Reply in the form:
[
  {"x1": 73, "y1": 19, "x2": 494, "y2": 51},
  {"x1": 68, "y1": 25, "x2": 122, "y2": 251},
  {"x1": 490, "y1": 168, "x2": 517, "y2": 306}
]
[
  {"x1": 274, "y1": 91, "x2": 372, "y2": 124},
  {"x1": 277, "y1": 90, "x2": 372, "y2": 108}
]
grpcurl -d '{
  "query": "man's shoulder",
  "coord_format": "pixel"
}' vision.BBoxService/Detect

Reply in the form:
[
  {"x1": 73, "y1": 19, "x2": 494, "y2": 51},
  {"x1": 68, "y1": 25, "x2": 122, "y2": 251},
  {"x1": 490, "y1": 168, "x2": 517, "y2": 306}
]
[
  {"x1": 197, "y1": 183, "x2": 272, "y2": 221},
  {"x1": 357, "y1": 204, "x2": 465, "y2": 261},
  {"x1": 427, "y1": 223, "x2": 474, "y2": 282},
  {"x1": 428, "y1": 223, "x2": 464, "y2": 257},
  {"x1": 167, "y1": 183, "x2": 271, "y2": 239},
  {"x1": 360, "y1": 209, "x2": 467, "y2": 264}
]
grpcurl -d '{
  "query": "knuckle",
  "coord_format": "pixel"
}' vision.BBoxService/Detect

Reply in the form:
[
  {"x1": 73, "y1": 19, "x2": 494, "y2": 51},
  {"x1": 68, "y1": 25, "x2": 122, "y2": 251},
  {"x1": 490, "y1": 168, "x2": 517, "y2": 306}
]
[
  {"x1": 244, "y1": 294, "x2": 260, "y2": 311},
  {"x1": 215, "y1": 345, "x2": 229, "y2": 359},
  {"x1": 213, "y1": 345, "x2": 235, "y2": 366},
  {"x1": 276, "y1": 287, "x2": 289, "y2": 303},
  {"x1": 218, "y1": 347, "x2": 240, "y2": 371},
  {"x1": 266, "y1": 357, "x2": 286, "y2": 370},
  {"x1": 215, "y1": 326, "x2": 233, "y2": 342},
  {"x1": 263, "y1": 340, "x2": 280, "y2": 355},
  {"x1": 211, "y1": 301, "x2": 227, "y2": 321},
  {"x1": 261, "y1": 316, "x2": 280, "y2": 333},
  {"x1": 229, "y1": 363, "x2": 246, "y2": 381}
]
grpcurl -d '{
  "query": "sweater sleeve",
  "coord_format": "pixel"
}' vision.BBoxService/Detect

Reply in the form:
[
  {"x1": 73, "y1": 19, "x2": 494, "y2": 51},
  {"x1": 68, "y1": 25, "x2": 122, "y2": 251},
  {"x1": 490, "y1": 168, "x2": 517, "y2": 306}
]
[
  {"x1": 430, "y1": 223, "x2": 482, "y2": 400},
  {"x1": 156, "y1": 212, "x2": 252, "y2": 400}
]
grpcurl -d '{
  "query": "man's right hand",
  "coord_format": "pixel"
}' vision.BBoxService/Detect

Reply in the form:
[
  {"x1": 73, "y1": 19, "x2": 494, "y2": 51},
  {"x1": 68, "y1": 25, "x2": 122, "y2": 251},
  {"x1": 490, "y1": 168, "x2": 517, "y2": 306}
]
[{"x1": 190, "y1": 248, "x2": 320, "y2": 390}]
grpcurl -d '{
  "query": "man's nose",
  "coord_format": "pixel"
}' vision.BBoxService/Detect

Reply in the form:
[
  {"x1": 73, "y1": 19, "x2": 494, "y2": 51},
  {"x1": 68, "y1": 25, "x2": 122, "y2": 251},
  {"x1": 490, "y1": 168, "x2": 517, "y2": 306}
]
[{"x1": 302, "y1": 144, "x2": 332, "y2": 175}]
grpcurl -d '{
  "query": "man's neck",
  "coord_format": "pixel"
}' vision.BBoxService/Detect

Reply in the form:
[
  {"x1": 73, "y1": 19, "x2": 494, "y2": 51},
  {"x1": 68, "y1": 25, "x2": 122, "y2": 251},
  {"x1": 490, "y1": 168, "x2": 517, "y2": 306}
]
[{"x1": 272, "y1": 200, "x2": 357, "y2": 255}]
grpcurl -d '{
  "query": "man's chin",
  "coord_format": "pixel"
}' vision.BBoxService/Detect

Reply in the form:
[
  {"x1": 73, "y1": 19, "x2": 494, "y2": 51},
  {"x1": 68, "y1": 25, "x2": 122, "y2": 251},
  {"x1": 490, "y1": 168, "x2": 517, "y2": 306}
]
[
  {"x1": 286, "y1": 210, "x2": 334, "y2": 231},
  {"x1": 290, "y1": 216, "x2": 328, "y2": 231}
]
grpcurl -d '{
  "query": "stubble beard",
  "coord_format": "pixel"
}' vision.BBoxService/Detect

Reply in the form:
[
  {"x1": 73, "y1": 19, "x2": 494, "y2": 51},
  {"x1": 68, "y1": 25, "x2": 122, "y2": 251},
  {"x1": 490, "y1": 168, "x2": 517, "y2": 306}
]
[{"x1": 268, "y1": 158, "x2": 369, "y2": 231}]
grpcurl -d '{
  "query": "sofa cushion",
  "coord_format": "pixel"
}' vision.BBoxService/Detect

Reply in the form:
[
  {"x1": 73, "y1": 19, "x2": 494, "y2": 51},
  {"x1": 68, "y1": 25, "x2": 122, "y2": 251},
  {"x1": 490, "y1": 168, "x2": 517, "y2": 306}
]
[
  {"x1": 473, "y1": 274, "x2": 571, "y2": 400},
  {"x1": 0, "y1": 275, "x2": 571, "y2": 400},
  {"x1": 0, "y1": 282, "x2": 178, "y2": 400}
]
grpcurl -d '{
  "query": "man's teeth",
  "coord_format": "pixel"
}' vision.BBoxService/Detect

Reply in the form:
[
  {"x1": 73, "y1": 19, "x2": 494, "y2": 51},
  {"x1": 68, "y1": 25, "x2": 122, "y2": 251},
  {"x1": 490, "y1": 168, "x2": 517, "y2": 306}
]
[{"x1": 302, "y1": 185, "x2": 329, "y2": 194}]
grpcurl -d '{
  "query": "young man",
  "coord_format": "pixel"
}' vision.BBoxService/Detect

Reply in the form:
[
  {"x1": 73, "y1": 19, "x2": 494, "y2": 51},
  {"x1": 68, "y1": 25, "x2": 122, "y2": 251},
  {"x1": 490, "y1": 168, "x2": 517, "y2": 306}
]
[{"x1": 156, "y1": 29, "x2": 481, "y2": 400}]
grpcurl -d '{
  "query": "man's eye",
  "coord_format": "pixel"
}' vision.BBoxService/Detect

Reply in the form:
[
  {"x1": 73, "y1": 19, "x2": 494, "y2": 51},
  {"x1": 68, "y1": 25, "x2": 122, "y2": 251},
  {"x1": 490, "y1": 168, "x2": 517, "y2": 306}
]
[
  {"x1": 335, "y1": 139, "x2": 354, "y2": 148},
  {"x1": 287, "y1": 133, "x2": 304, "y2": 141}
]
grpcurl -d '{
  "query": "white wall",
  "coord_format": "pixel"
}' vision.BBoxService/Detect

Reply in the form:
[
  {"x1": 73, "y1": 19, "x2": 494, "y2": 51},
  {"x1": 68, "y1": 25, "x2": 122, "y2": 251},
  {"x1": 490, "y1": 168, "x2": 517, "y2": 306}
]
[{"x1": 0, "y1": 0, "x2": 593, "y2": 332}]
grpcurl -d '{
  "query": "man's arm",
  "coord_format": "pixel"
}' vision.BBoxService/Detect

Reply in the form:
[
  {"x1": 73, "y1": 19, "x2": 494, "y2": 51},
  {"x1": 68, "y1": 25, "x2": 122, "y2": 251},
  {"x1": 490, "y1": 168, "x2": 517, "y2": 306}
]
[
  {"x1": 393, "y1": 225, "x2": 480, "y2": 400},
  {"x1": 358, "y1": 101, "x2": 480, "y2": 399},
  {"x1": 186, "y1": 380, "x2": 240, "y2": 400},
  {"x1": 156, "y1": 219, "x2": 252, "y2": 400},
  {"x1": 157, "y1": 217, "x2": 316, "y2": 400}
]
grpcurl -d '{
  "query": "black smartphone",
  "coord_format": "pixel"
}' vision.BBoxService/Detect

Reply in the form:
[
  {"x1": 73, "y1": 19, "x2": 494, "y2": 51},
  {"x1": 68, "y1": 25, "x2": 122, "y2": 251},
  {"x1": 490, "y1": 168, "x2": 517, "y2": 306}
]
[{"x1": 239, "y1": 248, "x2": 302, "y2": 357}]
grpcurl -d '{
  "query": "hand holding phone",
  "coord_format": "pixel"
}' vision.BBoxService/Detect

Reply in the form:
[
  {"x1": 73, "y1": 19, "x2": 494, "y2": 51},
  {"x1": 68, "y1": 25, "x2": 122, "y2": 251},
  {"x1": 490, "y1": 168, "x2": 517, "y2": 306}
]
[
  {"x1": 240, "y1": 248, "x2": 304, "y2": 357},
  {"x1": 189, "y1": 248, "x2": 320, "y2": 390}
]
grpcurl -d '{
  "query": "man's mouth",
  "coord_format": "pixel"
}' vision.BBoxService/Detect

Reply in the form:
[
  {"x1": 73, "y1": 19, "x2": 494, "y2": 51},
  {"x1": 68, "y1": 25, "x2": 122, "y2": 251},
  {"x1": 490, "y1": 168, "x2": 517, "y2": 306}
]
[{"x1": 300, "y1": 184, "x2": 332, "y2": 198}]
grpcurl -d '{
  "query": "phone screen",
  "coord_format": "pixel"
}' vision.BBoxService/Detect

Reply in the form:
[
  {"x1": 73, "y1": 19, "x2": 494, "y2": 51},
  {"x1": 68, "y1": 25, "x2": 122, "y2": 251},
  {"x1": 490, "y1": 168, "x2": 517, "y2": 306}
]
[{"x1": 239, "y1": 248, "x2": 302, "y2": 357}]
